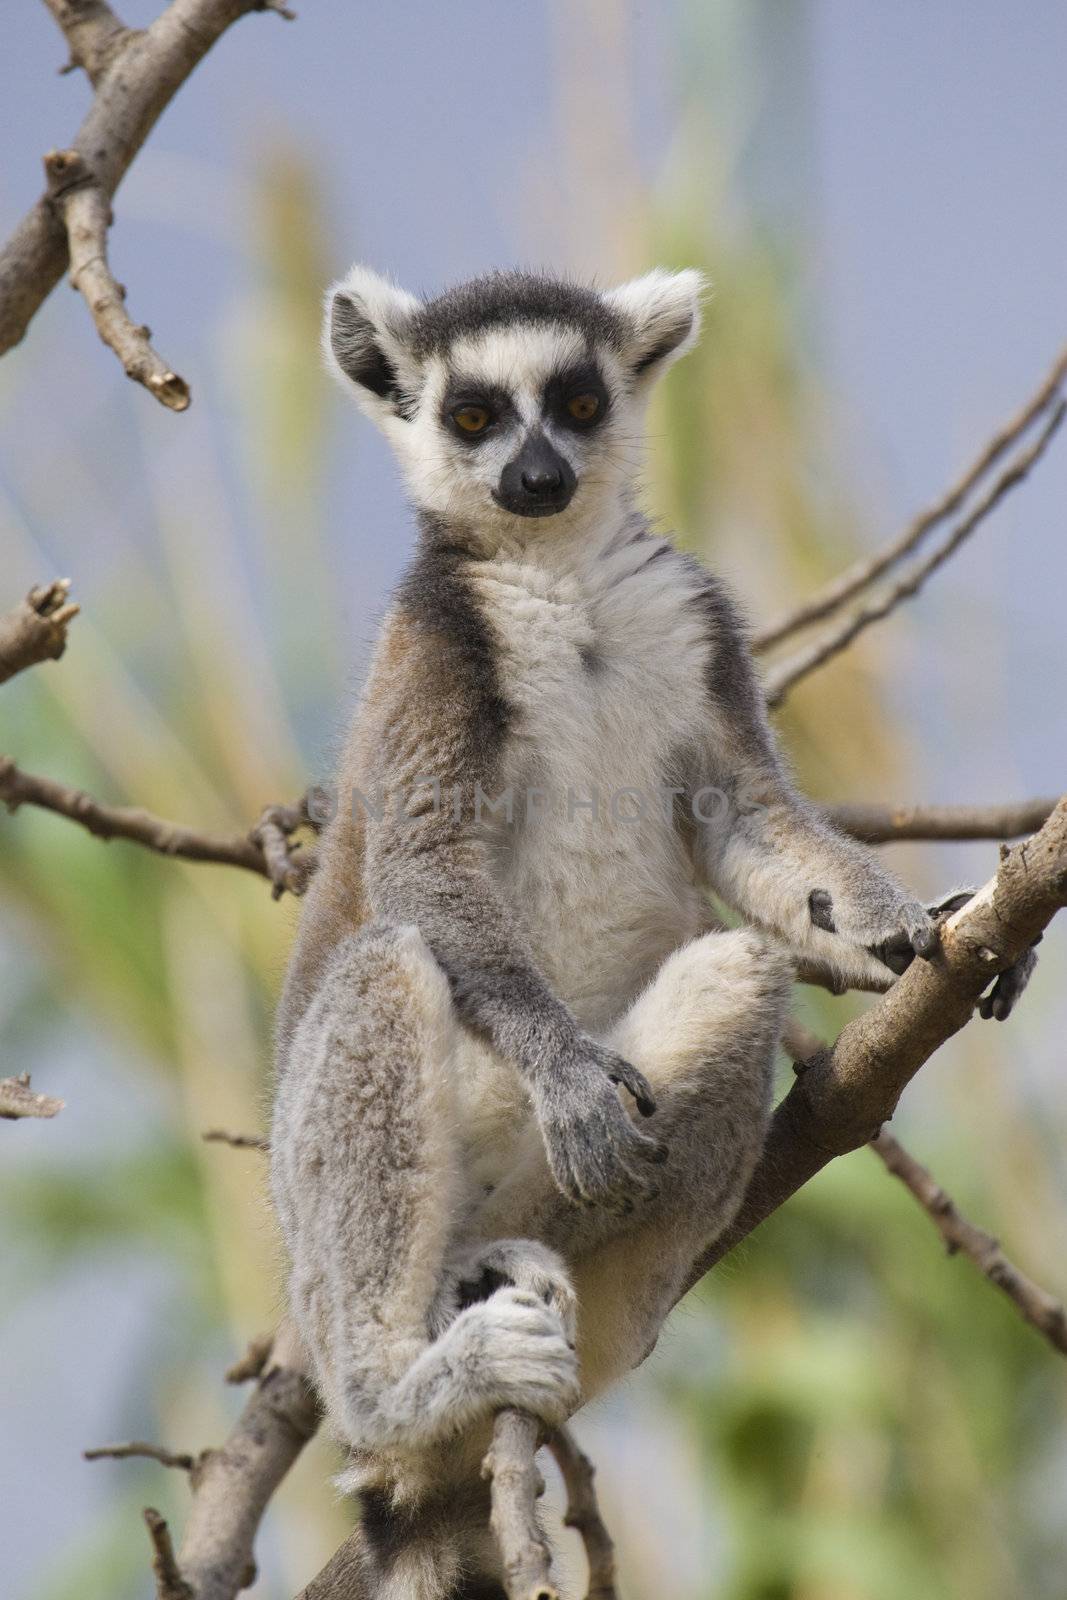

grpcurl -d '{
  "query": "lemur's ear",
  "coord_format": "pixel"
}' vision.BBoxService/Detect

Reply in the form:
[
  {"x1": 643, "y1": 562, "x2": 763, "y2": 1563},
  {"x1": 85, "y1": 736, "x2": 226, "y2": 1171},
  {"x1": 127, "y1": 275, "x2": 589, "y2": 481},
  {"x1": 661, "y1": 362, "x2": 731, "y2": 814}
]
[
  {"x1": 603, "y1": 268, "x2": 706, "y2": 379},
  {"x1": 324, "y1": 265, "x2": 421, "y2": 418}
]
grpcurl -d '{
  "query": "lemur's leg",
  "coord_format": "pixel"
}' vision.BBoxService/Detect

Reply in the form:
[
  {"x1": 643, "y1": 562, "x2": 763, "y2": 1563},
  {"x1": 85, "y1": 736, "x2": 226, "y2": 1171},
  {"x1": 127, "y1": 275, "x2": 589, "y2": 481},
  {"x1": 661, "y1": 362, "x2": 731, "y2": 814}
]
[
  {"x1": 271, "y1": 922, "x2": 579, "y2": 1453},
  {"x1": 473, "y1": 928, "x2": 792, "y2": 1394}
]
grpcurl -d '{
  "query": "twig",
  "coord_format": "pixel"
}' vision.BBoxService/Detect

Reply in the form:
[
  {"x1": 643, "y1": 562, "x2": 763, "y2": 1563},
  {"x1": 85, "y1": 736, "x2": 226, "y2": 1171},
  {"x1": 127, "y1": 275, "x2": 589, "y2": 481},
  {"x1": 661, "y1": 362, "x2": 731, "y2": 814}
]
[
  {"x1": 0, "y1": 0, "x2": 291, "y2": 367},
  {"x1": 0, "y1": 757, "x2": 315, "y2": 896},
  {"x1": 483, "y1": 1410, "x2": 559, "y2": 1600},
  {"x1": 754, "y1": 341, "x2": 1067, "y2": 652},
  {"x1": 202, "y1": 1129, "x2": 269, "y2": 1151},
  {"x1": 226, "y1": 1333, "x2": 275, "y2": 1384},
  {"x1": 0, "y1": 1072, "x2": 65, "y2": 1120},
  {"x1": 763, "y1": 400, "x2": 1066, "y2": 707},
  {"x1": 0, "y1": 579, "x2": 79, "y2": 685},
  {"x1": 779, "y1": 1018, "x2": 1067, "y2": 1359},
  {"x1": 86, "y1": 1441, "x2": 195, "y2": 1470},
  {"x1": 683, "y1": 793, "x2": 1067, "y2": 1295},
  {"x1": 826, "y1": 796, "x2": 1058, "y2": 845},
  {"x1": 42, "y1": 0, "x2": 134, "y2": 87},
  {"x1": 145, "y1": 1508, "x2": 194, "y2": 1600},
  {"x1": 45, "y1": 149, "x2": 189, "y2": 410},
  {"x1": 548, "y1": 1428, "x2": 618, "y2": 1600},
  {"x1": 870, "y1": 1127, "x2": 1067, "y2": 1356}
]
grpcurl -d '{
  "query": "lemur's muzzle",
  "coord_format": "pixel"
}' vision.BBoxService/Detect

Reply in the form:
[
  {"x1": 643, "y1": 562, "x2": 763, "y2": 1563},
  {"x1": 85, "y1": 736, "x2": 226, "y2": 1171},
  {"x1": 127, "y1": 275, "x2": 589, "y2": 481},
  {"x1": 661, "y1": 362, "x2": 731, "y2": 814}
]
[{"x1": 494, "y1": 429, "x2": 577, "y2": 517}]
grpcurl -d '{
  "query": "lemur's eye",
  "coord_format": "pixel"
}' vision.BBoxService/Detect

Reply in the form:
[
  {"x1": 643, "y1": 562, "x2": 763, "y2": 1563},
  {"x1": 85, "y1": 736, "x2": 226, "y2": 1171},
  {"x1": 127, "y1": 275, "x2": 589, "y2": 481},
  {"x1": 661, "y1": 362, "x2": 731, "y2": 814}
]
[
  {"x1": 452, "y1": 405, "x2": 492, "y2": 435},
  {"x1": 566, "y1": 393, "x2": 601, "y2": 423}
]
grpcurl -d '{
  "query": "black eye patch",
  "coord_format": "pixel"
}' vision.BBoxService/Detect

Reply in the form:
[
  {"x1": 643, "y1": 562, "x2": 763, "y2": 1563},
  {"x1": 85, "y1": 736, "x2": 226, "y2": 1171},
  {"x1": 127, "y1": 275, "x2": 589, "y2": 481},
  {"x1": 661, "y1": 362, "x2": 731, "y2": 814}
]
[
  {"x1": 440, "y1": 379, "x2": 515, "y2": 443},
  {"x1": 543, "y1": 361, "x2": 610, "y2": 431}
]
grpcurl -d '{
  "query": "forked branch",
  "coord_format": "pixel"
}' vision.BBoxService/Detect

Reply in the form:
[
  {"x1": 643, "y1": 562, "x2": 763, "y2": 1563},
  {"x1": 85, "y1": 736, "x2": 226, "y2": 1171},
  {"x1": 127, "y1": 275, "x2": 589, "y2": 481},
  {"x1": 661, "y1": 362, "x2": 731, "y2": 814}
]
[
  {"x1": 764, "y1": 401, "x2": 1066, "y2": 706},
  {"x1": 754, "y1": 341, "x2": 1067, "y2": 653}
]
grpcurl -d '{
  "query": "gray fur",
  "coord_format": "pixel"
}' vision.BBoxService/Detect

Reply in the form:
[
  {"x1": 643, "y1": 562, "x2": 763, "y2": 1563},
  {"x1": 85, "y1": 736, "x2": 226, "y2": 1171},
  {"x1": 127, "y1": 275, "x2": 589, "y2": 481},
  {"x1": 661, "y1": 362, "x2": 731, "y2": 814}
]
[{"x1": 274, "y1": 265, "x2": 1034, "y2": 1599}]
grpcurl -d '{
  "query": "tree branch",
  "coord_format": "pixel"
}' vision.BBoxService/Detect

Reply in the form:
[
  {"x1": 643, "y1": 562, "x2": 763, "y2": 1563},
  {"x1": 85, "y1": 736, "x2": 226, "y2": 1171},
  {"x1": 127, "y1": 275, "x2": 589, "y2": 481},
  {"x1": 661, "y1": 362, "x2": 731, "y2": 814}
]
[
  {"x1": 763, "y1": 400, "x2": 1066, "y2": 707},
  {"x1": 45, "y1": 148, "x2": 190, "y2": 409},
  {"x1": 41, "y1": 0, "x2": 135, "y2": 88},
  {"x1": 869, "y1": 1127, "x2": 1067, "y2": 1356},
  {"x1": 86, "y1": 1440, "x2": 196, "y2": 1470},
  {"x1": 171, "y1": 1321, "x2": 320, "y2": 1600},
  {"x1": 0, "y1": 1072, "x2": 65, "y2": 1120},
  {"x1": 0, "y1": 580, "x2": 79, "y2": 685},
  {"x1": 0, "y1": 0, "x2": 290, "y2": 375},
  {"x1": 483, "y1": 1410, "x2": 559, "y2": 1600},
  {"x1": 684, "y1": 793, "x2": 1067, "y2": 1294},
  {"x1": 145, "y1": 1508, "x2": 194, "y2": 1600},
  {"x1": 754, "y1": 341, "x2": 1067, "y2": 653},
  {"x1": 547, "y1": 1428, "x2": 618, "y2": 1600},
  {"x1": 0, "y1": 757, "x2": 316, "y2": 895},
  {"x1": 826, "y1": 796, "x2": 1058, "y2": 845}
]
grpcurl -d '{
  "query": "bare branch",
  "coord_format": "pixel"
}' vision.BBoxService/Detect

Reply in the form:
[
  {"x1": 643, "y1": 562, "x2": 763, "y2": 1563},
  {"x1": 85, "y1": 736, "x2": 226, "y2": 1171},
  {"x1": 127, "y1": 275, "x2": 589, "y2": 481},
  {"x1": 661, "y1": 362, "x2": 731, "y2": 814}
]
[
  {"x1": 754, "y1": 342, "x2": 1067, "y2": 653},
  {"x1": 870, "y1": 1128, "x2": 1067, "y2": 1356},
  {"x1": 764, "y1": 401, "x2": 1066, "y2": 707},
  {"x1": 0, "y1": 0, "x2": 291, "y2": 366},
  {"x1": 826, "y1": 796, "x2": 1058, "y2": 845},
  {"x1": 145, "y1": 1508, "x2": 194, "y2": 1600},
  {"x1": 86, "y1": 1441, "x2": 196, "y2": 1470},
  {"x1": 171, "y1": 1321, "x2": 320, "y2": 1600},
  {"x1": 202, "y1": 1128, "x2": 269, "y2": 1151},
  {"x1": 483, "y1": 1410, "x2": 558, "y2": 1600},
  {"x1": 0, "y1": 580, "x2": 79, "y2": 685},
  {"x1": 684, "y1": 793, "x2": 1067, "y2": 1295},
  {"x1": 778, "y1": 1018, "x2": 1067, "y2": 1359},
  {"x1": 225, "y1": 1333, "x2": 274, "y2": 1384},
  {"x1": 0, "y1": 757, "x2": 315, "y2": 896},
  {"x1": 45, "y1": 148, "x2": 189, "y2": 410},
  {"x1": 0, "y1": 1072, "x2": 65, "y2": 1120},
  {"x1": 41, "y1": 0, "x2": 134, "y2": 87},
  {"x1": 548, "y1": 1428, "x2": 618, "y2": 1600}
]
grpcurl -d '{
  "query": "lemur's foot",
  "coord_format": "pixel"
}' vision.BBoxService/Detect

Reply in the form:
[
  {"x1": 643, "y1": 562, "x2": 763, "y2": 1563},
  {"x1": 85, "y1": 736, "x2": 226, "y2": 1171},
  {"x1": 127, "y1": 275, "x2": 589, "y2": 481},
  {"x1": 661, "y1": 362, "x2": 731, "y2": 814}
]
[
  {"x1": 434, "y1": 1239, "x2": 577, "y2": 1346},
  {"x1": 444, "y1": 1287, "x2": 580, "y2": 1426}
]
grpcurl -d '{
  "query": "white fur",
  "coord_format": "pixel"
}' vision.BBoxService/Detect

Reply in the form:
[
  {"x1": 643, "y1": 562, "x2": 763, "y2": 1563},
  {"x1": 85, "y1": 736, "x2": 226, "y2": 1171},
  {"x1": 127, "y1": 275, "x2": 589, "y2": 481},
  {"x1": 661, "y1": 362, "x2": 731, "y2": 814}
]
[{"x1": 603, "y1": 267, "x2": 707, "y2": 375}]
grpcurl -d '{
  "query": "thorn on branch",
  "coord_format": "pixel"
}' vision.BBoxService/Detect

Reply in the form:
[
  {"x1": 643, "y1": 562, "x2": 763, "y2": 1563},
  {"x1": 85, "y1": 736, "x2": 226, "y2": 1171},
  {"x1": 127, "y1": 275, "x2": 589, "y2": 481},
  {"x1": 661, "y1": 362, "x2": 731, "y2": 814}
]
[
  {"x1": 202, "y1": 1128, "x2": 270, "y2": 1151},
  {"x1": 85, "y1": 1441, "x2": 195, "y2": 1471},
  {"x1": 144, "y1": 1508, "x2": 193, "y2": 1600},
  {"x1": 226, "y1": 1332, "x2": 275, "y2": 1384}
]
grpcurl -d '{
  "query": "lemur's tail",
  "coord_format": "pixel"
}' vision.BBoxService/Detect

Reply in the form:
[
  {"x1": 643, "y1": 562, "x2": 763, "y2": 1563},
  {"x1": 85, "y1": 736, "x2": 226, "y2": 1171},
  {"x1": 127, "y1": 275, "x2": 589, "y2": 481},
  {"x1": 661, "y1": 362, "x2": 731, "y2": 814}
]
[{"x1": 357, "y1": 1480, "x2": 515, "y2": 1599}]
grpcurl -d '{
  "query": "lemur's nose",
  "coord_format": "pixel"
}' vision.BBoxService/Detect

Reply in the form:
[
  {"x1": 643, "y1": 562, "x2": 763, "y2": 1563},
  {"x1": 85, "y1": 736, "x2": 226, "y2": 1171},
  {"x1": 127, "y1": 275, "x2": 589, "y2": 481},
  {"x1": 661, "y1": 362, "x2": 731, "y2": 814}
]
[{"x1": 521, "y1": 464, "x2": 563, "y2": 495}]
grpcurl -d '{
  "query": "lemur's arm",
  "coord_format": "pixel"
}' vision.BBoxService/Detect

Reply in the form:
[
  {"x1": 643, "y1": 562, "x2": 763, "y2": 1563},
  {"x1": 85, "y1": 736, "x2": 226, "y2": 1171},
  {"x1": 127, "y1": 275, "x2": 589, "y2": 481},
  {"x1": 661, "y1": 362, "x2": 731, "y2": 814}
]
[
  {"x1": 690, "y1": 574, "x2": 1034, "y2": 1012},
  {"x1": 355, "y1": 601, "x2": 666, "y2": 1209}
]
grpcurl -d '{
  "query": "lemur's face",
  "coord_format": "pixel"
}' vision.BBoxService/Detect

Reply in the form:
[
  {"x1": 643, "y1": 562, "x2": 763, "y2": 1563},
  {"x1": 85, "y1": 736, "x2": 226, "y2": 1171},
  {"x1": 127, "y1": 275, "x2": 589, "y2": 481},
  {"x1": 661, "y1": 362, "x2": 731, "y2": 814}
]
[{"x1": 325, "y1": 267, "x2": 704, "y2": 542}]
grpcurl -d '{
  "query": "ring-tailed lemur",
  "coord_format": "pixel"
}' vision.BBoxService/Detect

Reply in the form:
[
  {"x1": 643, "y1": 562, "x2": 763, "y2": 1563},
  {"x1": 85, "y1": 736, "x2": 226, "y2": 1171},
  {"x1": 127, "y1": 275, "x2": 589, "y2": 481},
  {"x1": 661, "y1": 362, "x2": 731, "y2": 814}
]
[{"x1": 271, "y1": 266, "x2": 1035, "y2": 1599}]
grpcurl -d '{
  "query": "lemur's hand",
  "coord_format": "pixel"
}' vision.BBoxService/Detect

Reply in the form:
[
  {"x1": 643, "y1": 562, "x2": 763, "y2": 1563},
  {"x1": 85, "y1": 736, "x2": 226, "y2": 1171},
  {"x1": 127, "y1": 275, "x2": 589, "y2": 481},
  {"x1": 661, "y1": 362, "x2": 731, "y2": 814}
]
[
  {"x1": 533, "y1": 1039, "x2": 667, "y2": 1212},
  {"x1": 809, "y1": 885, "x2": 1039, "y2": 1019},
  {"x1": 808, "y1": 886, "x2": 936, "y2": 975}
]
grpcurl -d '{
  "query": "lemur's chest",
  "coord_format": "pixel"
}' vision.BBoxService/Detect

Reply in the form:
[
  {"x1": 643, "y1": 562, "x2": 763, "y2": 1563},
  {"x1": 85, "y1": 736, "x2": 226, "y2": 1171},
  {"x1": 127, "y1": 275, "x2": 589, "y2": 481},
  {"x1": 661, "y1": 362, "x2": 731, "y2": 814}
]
[{"x1": 466, "y1": 542, "x2": 712, "y2": 1028}]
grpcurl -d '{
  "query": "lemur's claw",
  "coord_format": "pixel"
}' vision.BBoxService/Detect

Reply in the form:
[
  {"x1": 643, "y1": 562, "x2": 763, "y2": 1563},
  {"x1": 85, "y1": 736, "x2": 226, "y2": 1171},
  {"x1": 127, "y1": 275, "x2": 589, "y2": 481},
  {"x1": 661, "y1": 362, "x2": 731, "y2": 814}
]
[
  {"x1": 910, "y1": 923, "x2": 939, "y2": 959},
  {"x1": 608, "y1": 1057, "x2": 657, "y2": 1117}
]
